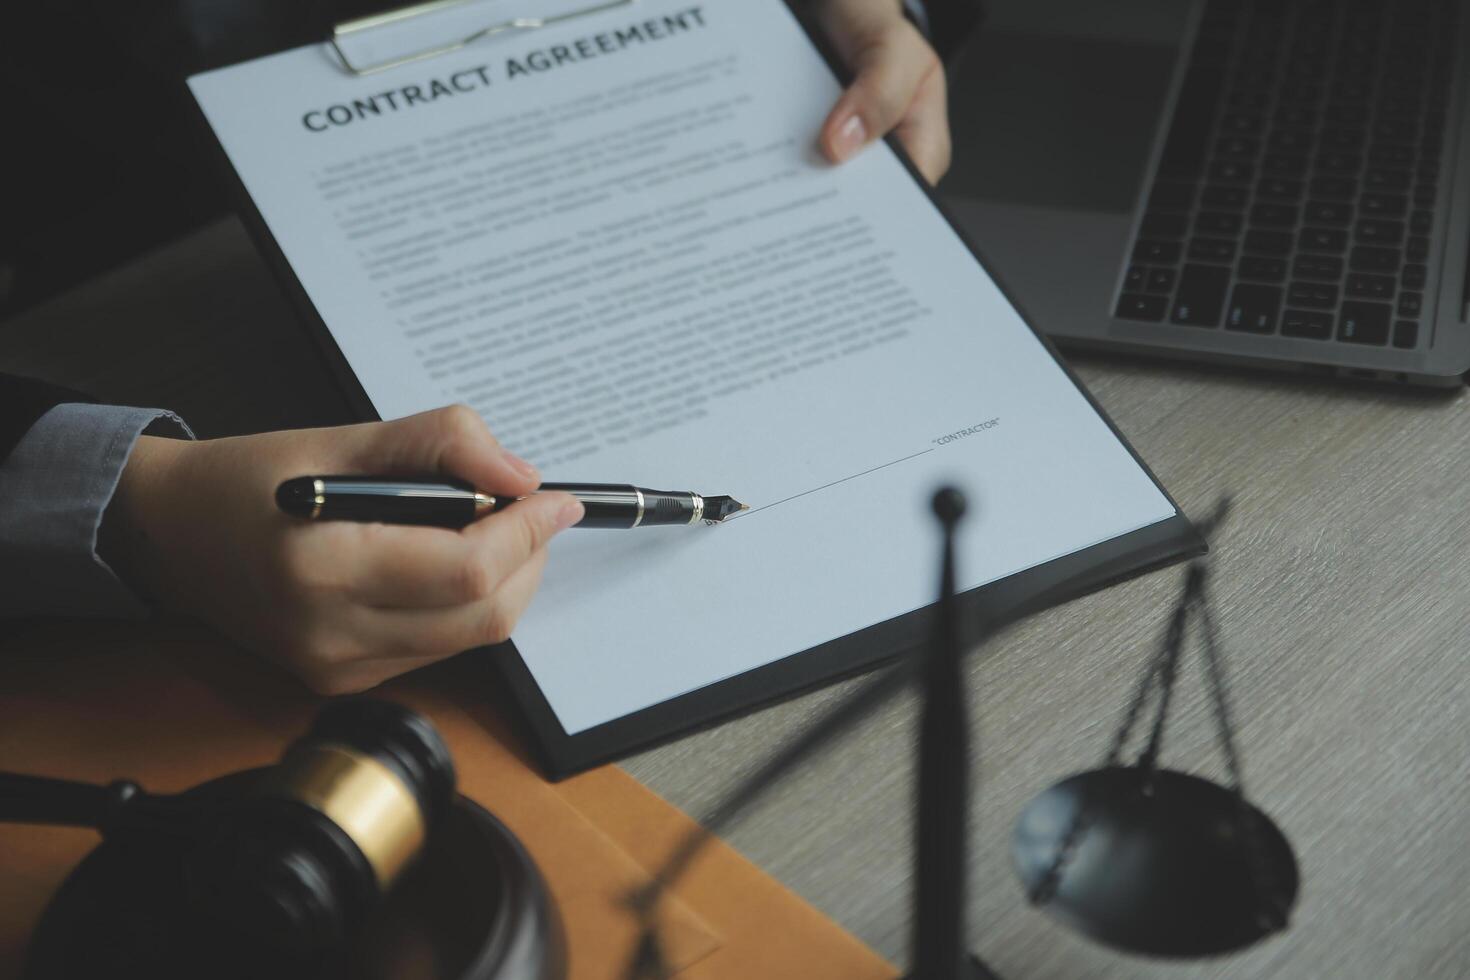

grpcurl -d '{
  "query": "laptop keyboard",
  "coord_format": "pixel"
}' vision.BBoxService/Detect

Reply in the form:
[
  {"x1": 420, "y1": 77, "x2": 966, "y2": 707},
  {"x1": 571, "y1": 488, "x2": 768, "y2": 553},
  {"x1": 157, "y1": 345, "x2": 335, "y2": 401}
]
[{"x1": 1115, "y1": 0, "x2": 1459, "y2": 350}]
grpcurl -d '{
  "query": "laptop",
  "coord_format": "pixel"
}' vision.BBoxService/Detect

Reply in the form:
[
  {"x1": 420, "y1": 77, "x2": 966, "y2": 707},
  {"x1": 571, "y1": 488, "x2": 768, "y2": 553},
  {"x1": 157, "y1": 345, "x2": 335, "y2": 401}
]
[{"x1": 942, "y1": 0, "x2": 1470, "y2": 388}]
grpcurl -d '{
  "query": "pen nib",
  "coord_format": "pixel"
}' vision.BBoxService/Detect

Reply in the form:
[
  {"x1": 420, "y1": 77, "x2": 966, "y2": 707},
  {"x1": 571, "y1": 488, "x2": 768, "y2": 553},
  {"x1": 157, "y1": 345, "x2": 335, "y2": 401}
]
[{"x1": 704, "y1": 496, "x2": 749, "y2": 523}]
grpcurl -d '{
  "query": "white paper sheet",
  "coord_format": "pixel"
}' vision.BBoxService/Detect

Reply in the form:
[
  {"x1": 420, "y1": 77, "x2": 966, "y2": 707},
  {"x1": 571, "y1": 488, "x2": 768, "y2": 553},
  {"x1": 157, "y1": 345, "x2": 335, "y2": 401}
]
[{"x1": 190, "y1": 0, "x2": 1177, "y2": 734}]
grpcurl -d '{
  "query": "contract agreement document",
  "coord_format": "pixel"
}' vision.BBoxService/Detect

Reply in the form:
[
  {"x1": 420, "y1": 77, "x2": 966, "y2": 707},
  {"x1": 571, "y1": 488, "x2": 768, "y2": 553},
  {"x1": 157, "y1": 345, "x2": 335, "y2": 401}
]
[{"x1": 190, "y1": 0, "x2": 1193, "y2": 773}]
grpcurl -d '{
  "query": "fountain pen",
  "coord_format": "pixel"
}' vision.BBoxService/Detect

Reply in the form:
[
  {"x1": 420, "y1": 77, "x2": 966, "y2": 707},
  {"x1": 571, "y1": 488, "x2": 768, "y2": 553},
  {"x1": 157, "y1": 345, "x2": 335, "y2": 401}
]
[{"x1": 276, "y1": 477, "x2": 749, "y2": 529}]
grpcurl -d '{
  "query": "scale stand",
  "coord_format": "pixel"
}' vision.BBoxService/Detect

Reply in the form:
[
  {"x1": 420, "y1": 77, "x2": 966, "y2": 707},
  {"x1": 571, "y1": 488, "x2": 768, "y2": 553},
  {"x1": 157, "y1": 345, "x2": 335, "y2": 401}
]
[
  {"x1": 626, "y1": 488, "x2": 1007, "y2": 980},
  {"x1": 905, "y1": 489, "x2": 1001, "y2": 980}
]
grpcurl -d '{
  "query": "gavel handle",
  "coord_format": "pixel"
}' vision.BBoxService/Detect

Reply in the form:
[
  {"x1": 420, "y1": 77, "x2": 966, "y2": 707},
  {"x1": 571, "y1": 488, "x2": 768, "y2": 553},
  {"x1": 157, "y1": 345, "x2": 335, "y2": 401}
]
[{"x1": 0, "y1": 772, "x2": 147, "y2": 831}]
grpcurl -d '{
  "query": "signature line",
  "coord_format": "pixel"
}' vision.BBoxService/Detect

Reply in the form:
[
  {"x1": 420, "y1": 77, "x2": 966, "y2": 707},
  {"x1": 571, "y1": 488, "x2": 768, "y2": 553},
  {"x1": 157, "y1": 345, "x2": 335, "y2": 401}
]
[{"x1": 730, "y1": 448, "x2": 938, "y2": 519}]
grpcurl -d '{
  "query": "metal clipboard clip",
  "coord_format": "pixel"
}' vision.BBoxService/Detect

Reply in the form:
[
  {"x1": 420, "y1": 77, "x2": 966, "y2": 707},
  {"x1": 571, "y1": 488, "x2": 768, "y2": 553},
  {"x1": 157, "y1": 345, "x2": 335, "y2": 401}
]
[{"x1": 331, "y1": 0, "x2": 638, "y2": 76}]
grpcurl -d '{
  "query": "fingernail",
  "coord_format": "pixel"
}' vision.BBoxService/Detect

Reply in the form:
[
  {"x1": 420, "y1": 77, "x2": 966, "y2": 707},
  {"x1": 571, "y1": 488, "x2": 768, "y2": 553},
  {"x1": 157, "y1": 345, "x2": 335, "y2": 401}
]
[
  {"x1": 505, "y1": 452, "x2": 538, "y2": 480},
  {"x1": 556, "y1": 498, "x2": 585, "y2": 531},
  {"x1": 833, "y1": 113, "x2": 868, "y2": 161}
]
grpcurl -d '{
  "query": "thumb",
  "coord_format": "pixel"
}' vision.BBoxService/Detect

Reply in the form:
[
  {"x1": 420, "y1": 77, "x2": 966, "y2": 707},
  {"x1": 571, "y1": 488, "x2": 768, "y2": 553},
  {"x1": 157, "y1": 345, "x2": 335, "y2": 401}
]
[
  {"x1": 819, "y1": 22, "x2": 937, "y2": 165},
  {"x1": 343, "y1": 404, "x2": 541, "y2": 495}
]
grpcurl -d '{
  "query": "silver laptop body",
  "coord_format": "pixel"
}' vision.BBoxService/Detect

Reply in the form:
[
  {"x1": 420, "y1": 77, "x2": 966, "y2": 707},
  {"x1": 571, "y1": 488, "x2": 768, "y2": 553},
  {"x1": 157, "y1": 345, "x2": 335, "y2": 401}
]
[{"x1": 943, "y1": 0, "x2": 1470, "y2": 388}]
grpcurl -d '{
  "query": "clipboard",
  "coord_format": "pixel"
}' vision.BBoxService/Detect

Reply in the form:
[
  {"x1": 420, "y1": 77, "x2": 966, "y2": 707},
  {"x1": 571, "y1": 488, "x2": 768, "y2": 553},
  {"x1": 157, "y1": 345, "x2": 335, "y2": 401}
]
[{"x1": 189, "y1": 0, "x2": 1204, "y2": 778}]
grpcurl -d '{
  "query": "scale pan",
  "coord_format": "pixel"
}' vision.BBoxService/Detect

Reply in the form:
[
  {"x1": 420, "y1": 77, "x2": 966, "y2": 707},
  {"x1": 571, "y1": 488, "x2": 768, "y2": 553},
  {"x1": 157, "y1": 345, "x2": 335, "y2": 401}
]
[{"x1": 1013, "y1": 767, "x2": 1297, "y2": 958}]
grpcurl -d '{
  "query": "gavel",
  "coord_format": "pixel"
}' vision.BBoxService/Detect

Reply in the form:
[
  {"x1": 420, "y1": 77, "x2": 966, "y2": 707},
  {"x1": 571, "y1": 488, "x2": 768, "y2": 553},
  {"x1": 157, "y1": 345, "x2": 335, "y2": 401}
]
[{"x1": 1, "y1": 699, "x2": 562, "y2": 980}]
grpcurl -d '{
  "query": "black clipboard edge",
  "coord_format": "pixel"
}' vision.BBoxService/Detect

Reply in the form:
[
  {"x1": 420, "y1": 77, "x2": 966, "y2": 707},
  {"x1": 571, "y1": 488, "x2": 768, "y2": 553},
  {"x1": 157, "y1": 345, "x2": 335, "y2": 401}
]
[
  {"x1": 498, "y1": 511, "x2": 1202, "y2": 779},
  {"x1": 185, "y1": 0, "x2": 1202, "y2": 779}
]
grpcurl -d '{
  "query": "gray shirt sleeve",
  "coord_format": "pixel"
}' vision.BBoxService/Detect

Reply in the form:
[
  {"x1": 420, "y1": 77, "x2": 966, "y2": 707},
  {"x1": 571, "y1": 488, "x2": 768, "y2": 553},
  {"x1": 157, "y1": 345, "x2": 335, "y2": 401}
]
[{"x1": 0, "y1": 403, "x2": 193, "y2": 619}]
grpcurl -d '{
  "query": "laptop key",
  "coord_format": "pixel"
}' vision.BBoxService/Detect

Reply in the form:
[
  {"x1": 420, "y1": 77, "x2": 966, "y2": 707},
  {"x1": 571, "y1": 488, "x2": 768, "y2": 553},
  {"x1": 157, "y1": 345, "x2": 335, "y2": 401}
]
[
  {"x1": 1257, "y1": 177, "x2": 1304, "y2": 201},
  {"x1": 1228, "y1": 90, "x2": 1270, "y2": 109},
  {"x1": 1374, "y1": 120, "x2": 1418, "y2": 143},
  {"x1": 1287, "y1": 281, "x2": 1339, "y2": 309},
  {"x1": 1410, "y1": 210, "x2": 1433, "y2": 234},
  {"x1": 1210, "y1": 160, "x2": 1255, "y2": 183},
  {"x1": 1170, "y1": 264, "x2": 1231, "y2": 327},
  {"x1": 1398, "y1": 292, "x2": 1423, "y2": 317},
  {"x1": 1406, "y1": 236, "x2": 1430, "y2": 262},
  {"x1": 1269, "y1": 129, "x2": 1312, "y2": 151},
  {"x1": 1202, "y1": 184, "x2": 1250, "y2": 208},
  {"x1": 1402, "y1": 263, "x2": 1428, "y2": 289},
  {"x1": 1221, "y1": 112, "x2": 1264, "y2": 134},
  {"x1": 1281, "y1": 309, "x2": 1334, "y2": 339},
  {"x1": 1147, "y1": 268, "x2": 1177, "y2": 293},
  {"x1": 1355, "y1": 219, "x2": 1405, "y2": 245},
  {"x1": 1196, "y1": 212, "x2": 1244, "y2": 235},
  {"x1": 1135, "y1": 240, "x2": 1183, "y2": 263},
  {"x1": 1189, "y1": 237, "x2": 1237, "y2": 262},
  {"x1": 1300, "y1": 227, "x2": 1348, "y2": 252},
  {"x1": 1216, "y1": 135, "x2": 1260, "y2": 158},
  {"x1": 1304, "y1": 201, "x2": 1351, "y2": 224},
  {"x1": 1244, "y1": 230, "x2": 1293, "y2": 255},
  {"x1": 1345, "y1": 273, "x2": 1395, "y2": 299},
  {"x1": 1369, "y1": 143, "x2": 1414, "y2": 166},
  {"x1": 1393, "y1": 320, "x2": 1419, "y2": 349},
  {"x1": 1326, "y1": 103, "x2": 1369, "y2": 124},
  {"x1": 1276, "y1": 105, "x2": 1316, "y2": 127},
  {"x1": 1116, "y1": 293, "x2": 1167, "y2": 321},
  {"x1": 1263, "y1": 153, "x2": 1309, "y2": 177},
  {"x1": 1321, "y1": 127, "x2": 1366, "y2": 150},
  {"x1": 1318, "y1": 152, "x2": 1361, "y2": 174},
  {"x1": 1125, "y1": 265, "x2": 1147, "y2": 290},
  {"x1": 1311, "y1": 176, "x2": 1356, "y2": 199},
  {"x1": 1338, "y1": 300, "x2": 1391, "y2": 344},
  {"x1": 1365, "y1": 168, "x2": 1411, "y2": 190},
  {"x1": 1360, "y1": 193, "x2": 1407, "y2": 216},
  {"x1": 1379, "y1": 96, "x2": 1420, "y2": 119},
  {"x1": 1350, "y1": 246, "x2": 1400, "y2": 272},
  {"x1": 1225, "y1": 283, "x2": 1283, "y2": 333},
  {"x1": 1238, "y1": 256, "x2": 1287, "y2": 281},
  {"x1": 1294, "y1": 255, "x2": 1343, "y2": 281},
  {"x1": 1250, "y1": 203, "x2": 1298, "y2": 227}
]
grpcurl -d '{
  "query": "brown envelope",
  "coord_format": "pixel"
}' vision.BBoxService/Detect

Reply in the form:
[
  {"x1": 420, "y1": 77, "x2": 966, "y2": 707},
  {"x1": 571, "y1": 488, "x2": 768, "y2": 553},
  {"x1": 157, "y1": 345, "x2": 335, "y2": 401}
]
[{"x1": 0, "y1": 620, "x2": 894, "y2": 980}]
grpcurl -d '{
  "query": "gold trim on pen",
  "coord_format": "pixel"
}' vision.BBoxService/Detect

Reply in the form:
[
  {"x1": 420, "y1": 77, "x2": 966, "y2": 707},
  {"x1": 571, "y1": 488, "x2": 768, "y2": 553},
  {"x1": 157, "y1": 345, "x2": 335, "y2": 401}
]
[
  {"x1": 688, "y1": 493, "x2": 704, "y2": 525},
  {"x1": 311, "y1": 479, "x2": 326, "y2": 520},
  {"x1": 474, "y1": 492, "x2": 496, "y2": 515},
  {"x1": 631, "y1": 488, "x2": 646, "y2": 528}
]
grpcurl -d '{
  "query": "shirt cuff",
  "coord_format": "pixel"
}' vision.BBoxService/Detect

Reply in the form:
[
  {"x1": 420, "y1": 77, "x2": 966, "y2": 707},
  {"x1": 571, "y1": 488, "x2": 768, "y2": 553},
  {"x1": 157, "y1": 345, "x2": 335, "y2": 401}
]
[{"x1": 0, "y1": 404, "x2": 193, "y2": 620}]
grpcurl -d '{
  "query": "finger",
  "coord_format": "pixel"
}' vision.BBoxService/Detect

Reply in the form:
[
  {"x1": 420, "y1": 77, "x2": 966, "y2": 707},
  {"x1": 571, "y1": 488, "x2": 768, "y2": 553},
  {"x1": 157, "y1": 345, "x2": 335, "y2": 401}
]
[
  {"x1": 288, "y1": 490, "x2": 577, "y2": 610},
  {"x1": 349, "y1": 549, "x2": 550, "y2": 667},
  {"x1": 819, "y1": 22, "x2": 940, "y2": 165},
  {"x1": 297, "y1": 549, "x2": 548, "y2": 697},
  {"x1": 460, "y1": 491, "x2": 582, "y2": 593},
  {"x1": 893, "y1": 59, "x2": 951, "y2": 183},
  {"x1": 289, "y1": 520, "x2": 475, "y2": 609},
  {"x1": 341, "y1": 404, "x2": 541, "y2": 496}
]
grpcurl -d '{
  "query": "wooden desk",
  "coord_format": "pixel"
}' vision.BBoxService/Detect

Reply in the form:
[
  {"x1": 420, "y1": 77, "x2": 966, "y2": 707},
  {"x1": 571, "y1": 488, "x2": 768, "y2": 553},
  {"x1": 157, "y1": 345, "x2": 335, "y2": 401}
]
[{"x1": 5, "y1": 217, "x2": 1470, "y2": 978}]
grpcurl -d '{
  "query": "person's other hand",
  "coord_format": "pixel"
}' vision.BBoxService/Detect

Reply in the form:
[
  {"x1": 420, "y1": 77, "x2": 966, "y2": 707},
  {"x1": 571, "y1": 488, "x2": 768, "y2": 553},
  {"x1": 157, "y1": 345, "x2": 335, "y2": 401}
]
[
  {"x1": 814, "y1": 0, "x2": 951, "y2": 183},
  {"x1": 101, "y1": 406, "x2": 582, "y2": 695}
]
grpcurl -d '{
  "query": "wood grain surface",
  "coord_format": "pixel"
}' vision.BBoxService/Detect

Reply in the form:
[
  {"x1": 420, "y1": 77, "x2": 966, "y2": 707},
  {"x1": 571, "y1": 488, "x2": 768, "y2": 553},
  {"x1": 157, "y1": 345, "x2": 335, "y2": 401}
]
[{"x1": 4, "y1": 217, "x2": 1467, "y2": 978}]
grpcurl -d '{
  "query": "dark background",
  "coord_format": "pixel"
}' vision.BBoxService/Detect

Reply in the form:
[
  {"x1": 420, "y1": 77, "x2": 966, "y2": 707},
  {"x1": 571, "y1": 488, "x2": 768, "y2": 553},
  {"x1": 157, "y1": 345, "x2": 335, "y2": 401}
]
[{"x1": 0, "y1": 1, "x2": 384, "y2": 318}]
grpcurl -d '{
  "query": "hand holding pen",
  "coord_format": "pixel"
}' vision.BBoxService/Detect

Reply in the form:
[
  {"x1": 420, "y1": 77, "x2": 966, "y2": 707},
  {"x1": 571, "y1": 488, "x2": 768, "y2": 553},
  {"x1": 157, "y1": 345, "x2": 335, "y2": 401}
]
[
  {"x1": 277, "y1": 479, "x2": 748, "y2": 529},
  {"x1": 103, "y1": 407, "x2": 591, "y2": 696}
]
